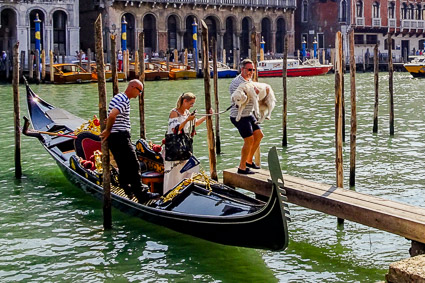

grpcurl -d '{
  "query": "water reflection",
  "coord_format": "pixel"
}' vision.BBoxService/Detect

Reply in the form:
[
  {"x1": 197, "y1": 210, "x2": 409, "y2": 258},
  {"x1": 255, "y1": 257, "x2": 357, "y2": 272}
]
[{"x1": 0, "y1": 72, "x2": 422, "y2": 281}]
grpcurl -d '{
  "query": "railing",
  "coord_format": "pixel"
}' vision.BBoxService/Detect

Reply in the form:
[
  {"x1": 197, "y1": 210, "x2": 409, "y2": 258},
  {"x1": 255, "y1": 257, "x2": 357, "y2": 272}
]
[
  {"x1": 401, "y1": 20, "x2": 411, "y2": 29},
  {"x1": 388, "y1": 18, "x2": 396, "y2": 28},
  {"x1": 356, "y1": 17, "x2": 364, "y2": 26},
  {"x1": 111, "y1": 0, "x2": 297, "y2": 8},
  {"x1": 372, "y1": 18, "x2": 381, "y2": 27},
  {"x1": 418, "y1": 20, "x2": 425, "y2": 29}
]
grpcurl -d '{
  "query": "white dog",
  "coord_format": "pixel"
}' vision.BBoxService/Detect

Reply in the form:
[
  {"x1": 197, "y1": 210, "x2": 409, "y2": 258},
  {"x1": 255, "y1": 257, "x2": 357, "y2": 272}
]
[
  {"x1": 231, "y1": 82, "x2": 276, "y2": 124},
  {"x1": 231, "y1": 83, "x2": 259, "y2": 122}
]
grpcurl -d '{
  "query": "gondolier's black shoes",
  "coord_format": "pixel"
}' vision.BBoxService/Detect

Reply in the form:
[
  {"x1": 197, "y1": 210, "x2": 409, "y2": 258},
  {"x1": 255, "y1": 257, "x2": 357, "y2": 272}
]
[
  {"x1": 136, "y1": 190, "x2": 160, "y2": 203},
  {"x1": 246, "y1": 162, "x2": 260, "y2": 169},
  {"x1": 237, "y1": 168, "x2": 255, "y2": 175}
]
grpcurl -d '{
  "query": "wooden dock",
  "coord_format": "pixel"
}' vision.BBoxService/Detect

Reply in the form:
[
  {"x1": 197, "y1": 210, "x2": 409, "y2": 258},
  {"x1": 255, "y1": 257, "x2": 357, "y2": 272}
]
[{"x1": 223, "y1": 168, "x2": 425, "y2": 248}]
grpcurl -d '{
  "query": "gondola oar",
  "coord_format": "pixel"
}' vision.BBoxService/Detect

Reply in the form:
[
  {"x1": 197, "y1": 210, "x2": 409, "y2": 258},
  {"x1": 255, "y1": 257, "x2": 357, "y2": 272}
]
[{"x1": 22, "y1": 116, "x2": 77, "y2": 139}]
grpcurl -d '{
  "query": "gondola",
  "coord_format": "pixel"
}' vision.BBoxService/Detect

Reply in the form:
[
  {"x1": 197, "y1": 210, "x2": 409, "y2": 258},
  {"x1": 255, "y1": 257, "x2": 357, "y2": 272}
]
[{"x1": 22, "y1": 81, "x2": 290, "y2": 251}]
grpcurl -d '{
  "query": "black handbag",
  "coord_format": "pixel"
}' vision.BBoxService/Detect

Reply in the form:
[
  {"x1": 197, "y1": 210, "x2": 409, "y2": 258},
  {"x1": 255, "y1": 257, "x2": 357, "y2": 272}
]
[{"x1": 164, "y1": 125, "x2": 193, "y2": 161}]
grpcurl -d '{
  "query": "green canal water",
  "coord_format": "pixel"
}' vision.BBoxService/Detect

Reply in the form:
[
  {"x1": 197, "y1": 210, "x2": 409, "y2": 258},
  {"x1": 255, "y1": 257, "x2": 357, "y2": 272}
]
[{"x1": 1, "y1": 72, "x2": 424, "y2": 282}]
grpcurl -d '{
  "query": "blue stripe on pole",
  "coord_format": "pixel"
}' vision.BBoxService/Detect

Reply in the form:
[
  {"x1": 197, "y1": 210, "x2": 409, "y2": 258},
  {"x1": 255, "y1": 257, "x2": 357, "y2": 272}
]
[
  {"x1": 34, "y1": 14, "x2": 41, "y2": 63},
  {"x1": 122, "y1": 18, "x2": 127, "y2": 51},
  {"x1": 192, "y1": 20, "x2": 198, "y2": 66}
]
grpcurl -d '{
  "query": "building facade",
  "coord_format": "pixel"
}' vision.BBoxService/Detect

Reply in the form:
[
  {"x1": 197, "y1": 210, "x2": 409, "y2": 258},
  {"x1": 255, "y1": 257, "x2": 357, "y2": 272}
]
[
  {"x1": 0, "y1": 0, "x2": 80, "y2": 58},
  {"x1": 351, "y1": 0, "x2": 425, "y2": 62},
  {"x1": 297, "y1": 0, "x2": 425, "y2": 63},
  {"x1": 295, "y1": 0, "x2": 341, "y2": 60},
  {"x1": 81, "y1": 0, "x2": 296, "y2": 63}
]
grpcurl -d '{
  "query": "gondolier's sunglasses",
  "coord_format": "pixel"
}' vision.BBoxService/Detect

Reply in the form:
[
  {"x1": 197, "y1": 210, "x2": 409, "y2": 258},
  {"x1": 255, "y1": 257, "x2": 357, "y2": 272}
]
[
  {"x1": 245, "y1": 68, "x2": 255, "y2": 72},
  {"x1": 135, "y1": 87, "x2": 143, "y2": 94}
]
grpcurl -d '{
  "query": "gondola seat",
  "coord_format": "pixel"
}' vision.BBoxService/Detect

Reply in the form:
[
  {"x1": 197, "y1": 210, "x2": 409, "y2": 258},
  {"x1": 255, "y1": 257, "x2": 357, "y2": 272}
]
[
  {"x1": 74, "y1": 131, "x2": 101, "y2": 160},
  {"x1": 141, "y1": 171, "x2": 163, "y2": 194}
]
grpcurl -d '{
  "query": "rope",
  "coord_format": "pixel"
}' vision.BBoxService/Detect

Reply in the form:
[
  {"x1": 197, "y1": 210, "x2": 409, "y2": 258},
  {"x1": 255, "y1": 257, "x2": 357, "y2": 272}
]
[{"x1": 195, "y1": 104, "x2": 234, "y2": 117}]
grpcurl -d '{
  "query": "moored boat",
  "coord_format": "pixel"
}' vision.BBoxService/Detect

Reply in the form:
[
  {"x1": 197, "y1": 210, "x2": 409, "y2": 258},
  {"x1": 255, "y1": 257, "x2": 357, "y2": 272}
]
[
  {"x1": 210, "y1": 61, "x2": 238, "y2": 78},
  {"x1": 45, "y1": 63, "x2": 92, "y2": 83},
  {"x1": 167, "y1": 63, "x2": 197, "y2": 79},
  {"x1": 403, "y1": 56, "x2": 425, "y2": 78},
  {"x1": 22, "y1": 80, "x2": 290, "y2": 251},
  {"x1": 87, "y1": 63, "x2": 126, "y2": 82},
  {"x1": 257, "y1": 58, "x2": 333, "y2": 77}
]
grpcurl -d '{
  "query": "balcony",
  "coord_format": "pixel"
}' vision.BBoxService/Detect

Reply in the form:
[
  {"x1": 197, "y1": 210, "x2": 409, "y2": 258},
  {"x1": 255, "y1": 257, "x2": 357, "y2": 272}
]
[
  {"x1": 110, "y1": 0, "x2": 297, "y2": 9},
  {"x1": 388, "y1": 18, "x2": 396, "y2": 28},
  {"x1": 401, "y1": 20, "x2": 411, "y2": 29},
  {"x1": 372, "y1": 18, "x2": 381, "y2": 27},
  {"x1": 356, "y1": 17, "x2": 364, "y2": 26}
]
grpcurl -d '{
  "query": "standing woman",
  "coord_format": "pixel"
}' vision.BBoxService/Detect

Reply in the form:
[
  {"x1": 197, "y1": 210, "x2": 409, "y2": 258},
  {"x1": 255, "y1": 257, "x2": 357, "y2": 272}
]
[{"x1": 163, "y1": 92, "x2": 211, "y2": 194}]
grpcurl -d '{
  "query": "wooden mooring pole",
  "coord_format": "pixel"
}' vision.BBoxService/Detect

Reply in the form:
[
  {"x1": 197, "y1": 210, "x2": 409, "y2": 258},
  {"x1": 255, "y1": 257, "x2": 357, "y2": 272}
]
[
  {"x1": 341, "y1": 43, "x2": 346, "y2": 143},
  {"x1": 335, "y1": 32, "x2": 344, "y2": 224},
  {"x1": 41, "y1": 50, "x2": 46, "y2": 81},
  {"x1": 250, "y1": 27, "x2": 260, "y2": 166},
  {"x1": 28, "y1": 52, "x2": 33, "y2": 80},
  {"x1": 19, "y1": 51, "x2": 25, "y2": 79},
  {"x1": 373, "y1": 43, "x2": 379, "y2": 133},
  {"x1": 138, "y1": 32, "x2": 146, "y2": 140},
  {"x1": 49, "y1": 50, "x2": 54, "y2": 83},
  {"x1": 201, "y1": 20, "x2": 217, "y2": 180},
  {"x1": 282, "y1": 34, "x2": 288, "y2": 147},
  {"x1": 87, "y1": 48, "x2": 92, "y2": 73},
  {"x1": 95, "y1": 14, "x2": 112, "y2": 229},
  {"x1": 211, "y1": 38, "x2": 221, "y2": 154},
  {"x1": 388, "y1": 33, "x2": 395, "y2": 136},
  {"x1": 110, "y1": 35, "x2": 119, "y2": 96},
  {"x1": 13, "y1": 42, "x2": 21, "y2": 179},
  {"x1": 349, "y1": 30, "x2": 357, "y2": 188}
]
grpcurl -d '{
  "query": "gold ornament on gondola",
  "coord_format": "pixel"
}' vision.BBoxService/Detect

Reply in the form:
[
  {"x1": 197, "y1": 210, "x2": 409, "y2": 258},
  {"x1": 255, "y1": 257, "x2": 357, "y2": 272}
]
[
  {"x1": 161, "y1": 170, "x2": 217, "y2": 203},
  {"x1": 74, "y1": 115, "x2": 101, "y2": 136},
  {"x1": 93, "y1": 150, "x2": 103, "y2": 174}
]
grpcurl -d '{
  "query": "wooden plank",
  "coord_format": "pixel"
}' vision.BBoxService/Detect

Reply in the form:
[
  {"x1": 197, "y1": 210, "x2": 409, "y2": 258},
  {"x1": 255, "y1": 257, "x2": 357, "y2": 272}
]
[{"x1": 223, "y1": 168, "x2": 425, "y2": 244}]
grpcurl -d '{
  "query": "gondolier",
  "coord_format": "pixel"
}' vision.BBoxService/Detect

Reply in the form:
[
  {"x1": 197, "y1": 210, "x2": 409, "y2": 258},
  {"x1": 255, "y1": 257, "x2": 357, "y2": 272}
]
[{"x1": 100, "y1": 79, "x2": 158, "y2": 202}]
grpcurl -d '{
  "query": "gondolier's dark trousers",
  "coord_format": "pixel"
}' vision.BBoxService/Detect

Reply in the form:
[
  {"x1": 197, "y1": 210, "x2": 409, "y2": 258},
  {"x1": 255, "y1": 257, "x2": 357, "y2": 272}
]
[{"x1": 108, "y1": 131, "x2": 143, "y2": 196}]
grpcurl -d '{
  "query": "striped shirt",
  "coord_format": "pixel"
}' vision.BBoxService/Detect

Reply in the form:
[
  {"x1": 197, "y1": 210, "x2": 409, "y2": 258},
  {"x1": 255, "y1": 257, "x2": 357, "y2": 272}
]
[
  {"x1": 229, "y1": 74, "x2": 254, "y2": 118},
  {"x1": 108, "y1": 92, "x2": 131, "y2": 133}
]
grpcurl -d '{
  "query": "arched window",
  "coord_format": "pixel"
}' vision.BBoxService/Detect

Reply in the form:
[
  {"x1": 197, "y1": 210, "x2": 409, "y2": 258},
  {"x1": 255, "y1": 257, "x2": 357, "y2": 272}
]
[
  {"x1": 53, "y1": 11, "x2": 67, "y2": 55},
  {"x1": 356, "y1": 1, "x2": 363, "y2": 17},
  {"x1": 409, "y1": 4, "x2": 414, "y2": 19},
  {"x1": 167, "y1": 15, "x2": 177, "y2": 50},
  {"x1": 401, "y1": 3, "x2": 407, "y2": 20},
  {"x1": 340, "y1": 0, "x2": 347, "y2": 22},
  {"x1": 372, "y1": 2, "x2": 380, "y2": 18},
  {"x1": 416, "y1": 4, "x2": 421, "y2": 20},
  {"x1": 302, "y1": 0, "x2": 308, "y2": 22},
  {"x1": 275, "y1": 18, "x2": 286, "y2": 53},
  {"x1": 419, "y1": 39, "x2": 425, "y2": 50},
  {"x1": 388, "y1": 2, "x2": 395, "y2": 18}
]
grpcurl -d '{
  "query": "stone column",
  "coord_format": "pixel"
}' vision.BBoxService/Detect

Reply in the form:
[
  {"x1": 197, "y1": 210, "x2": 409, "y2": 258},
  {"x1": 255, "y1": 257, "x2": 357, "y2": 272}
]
[
  {"x1": 158, "y1": 31, "x2": 167, "y2": 54},
  {"x1": 178, "y1": 30, "x2": 185, "y2": 52},
  {"x1": 217, "y1": 30, "x2": 224, "y2": 61},
  {"x1": 271, "y1": 30, "x2": 276, "y2": 54}
]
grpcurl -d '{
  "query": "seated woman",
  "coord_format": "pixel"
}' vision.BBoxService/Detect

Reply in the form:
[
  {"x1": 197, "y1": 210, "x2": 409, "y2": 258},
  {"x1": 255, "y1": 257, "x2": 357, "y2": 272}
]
[{"x1": 163, "y1": 92, "x2": 212, "y2": 194}]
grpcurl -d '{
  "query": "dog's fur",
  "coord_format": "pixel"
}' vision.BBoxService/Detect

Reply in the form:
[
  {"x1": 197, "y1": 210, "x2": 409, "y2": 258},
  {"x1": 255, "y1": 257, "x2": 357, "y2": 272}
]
[{"x1": 231, "y1": 82, "x2": 276, "y2": 123}]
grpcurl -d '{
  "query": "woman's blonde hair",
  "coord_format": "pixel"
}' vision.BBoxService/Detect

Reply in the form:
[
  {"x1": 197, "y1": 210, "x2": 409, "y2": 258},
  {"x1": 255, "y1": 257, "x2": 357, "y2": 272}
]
[{"x1": 176, "y1": 92, "x2": 196, "y2": 108}]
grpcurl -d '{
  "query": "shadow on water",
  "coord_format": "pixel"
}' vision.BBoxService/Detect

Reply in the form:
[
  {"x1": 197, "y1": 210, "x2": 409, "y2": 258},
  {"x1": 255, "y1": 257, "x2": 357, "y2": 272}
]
[{"x1": 9, "y1": 168, "x2": 277, "y2": 282}]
